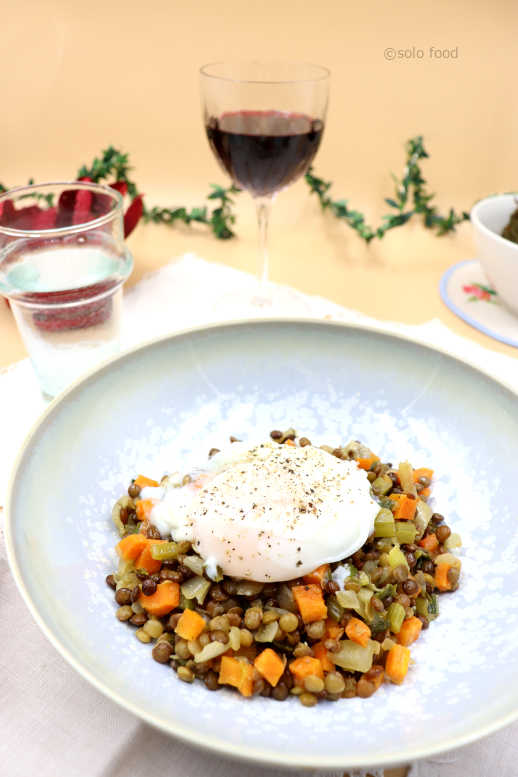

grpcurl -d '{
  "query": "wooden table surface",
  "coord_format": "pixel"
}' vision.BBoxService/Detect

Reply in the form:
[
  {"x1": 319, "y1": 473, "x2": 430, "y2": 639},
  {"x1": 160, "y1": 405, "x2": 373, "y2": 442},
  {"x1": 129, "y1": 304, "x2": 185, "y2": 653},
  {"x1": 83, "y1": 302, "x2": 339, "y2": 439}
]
[{"x1": 3, "y1": 1, "x2": 518, "y2": 774}]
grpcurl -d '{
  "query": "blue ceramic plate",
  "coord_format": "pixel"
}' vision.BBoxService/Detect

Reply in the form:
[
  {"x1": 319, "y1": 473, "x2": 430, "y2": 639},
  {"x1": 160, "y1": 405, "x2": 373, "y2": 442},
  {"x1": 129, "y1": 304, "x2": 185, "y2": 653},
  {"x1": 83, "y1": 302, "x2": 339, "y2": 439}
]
[{"x1": 5, "y1": 319, "x2": 518, "y2": 771}]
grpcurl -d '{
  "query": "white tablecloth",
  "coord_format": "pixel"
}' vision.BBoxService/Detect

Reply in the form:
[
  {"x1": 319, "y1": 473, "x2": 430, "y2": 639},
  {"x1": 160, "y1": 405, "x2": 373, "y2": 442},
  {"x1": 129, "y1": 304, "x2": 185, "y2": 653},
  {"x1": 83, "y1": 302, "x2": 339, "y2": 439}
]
[{"x1": 1, "y1": 254, "x2": 517, "y2": 777}]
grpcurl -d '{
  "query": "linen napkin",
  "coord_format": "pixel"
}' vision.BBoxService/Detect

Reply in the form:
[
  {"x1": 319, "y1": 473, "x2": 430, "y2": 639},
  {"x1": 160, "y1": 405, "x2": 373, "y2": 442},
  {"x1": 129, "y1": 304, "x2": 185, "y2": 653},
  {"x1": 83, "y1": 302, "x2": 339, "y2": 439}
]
[{"x1": 1, "y1": 253, "x2": 517, "y2": 777}]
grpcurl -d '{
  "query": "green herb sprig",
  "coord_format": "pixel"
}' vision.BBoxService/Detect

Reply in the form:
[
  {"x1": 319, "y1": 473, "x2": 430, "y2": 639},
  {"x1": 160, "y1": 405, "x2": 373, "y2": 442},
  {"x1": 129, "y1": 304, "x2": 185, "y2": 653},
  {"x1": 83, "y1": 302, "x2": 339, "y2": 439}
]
[
  {"x1": 0, "y1": 137, "x2": 468, "y2": 243},
  {"x1": 305, "y1": 136, "x2": 469, "y2": 242},
  {"x1": 143, "y1": 184, "x2": 241, "y2": 239},
  {"x1": 77, "y1": 146, "x2": 240, "y2": 239}
]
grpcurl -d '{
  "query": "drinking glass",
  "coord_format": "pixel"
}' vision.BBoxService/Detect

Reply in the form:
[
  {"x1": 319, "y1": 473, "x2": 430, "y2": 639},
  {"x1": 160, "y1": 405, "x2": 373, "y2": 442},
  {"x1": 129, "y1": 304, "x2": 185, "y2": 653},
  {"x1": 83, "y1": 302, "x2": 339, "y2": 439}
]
[
  {"x1": 200, "y1": 62, "x2": 329, "y2": 288},
  {"x1": 0, "y1": 182, "x2": 133, "y2": 399}
]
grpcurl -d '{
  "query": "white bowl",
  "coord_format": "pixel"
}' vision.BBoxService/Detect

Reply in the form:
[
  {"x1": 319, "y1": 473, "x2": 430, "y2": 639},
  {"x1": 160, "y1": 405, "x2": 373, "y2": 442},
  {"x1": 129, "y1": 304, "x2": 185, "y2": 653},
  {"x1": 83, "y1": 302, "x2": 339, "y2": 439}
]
[
  {"x1": 471, "y1": 193, "x2": 518, "y2": 314},
  {"x1": 5, "y1": 320, "x2": 518, "y2": 772}
]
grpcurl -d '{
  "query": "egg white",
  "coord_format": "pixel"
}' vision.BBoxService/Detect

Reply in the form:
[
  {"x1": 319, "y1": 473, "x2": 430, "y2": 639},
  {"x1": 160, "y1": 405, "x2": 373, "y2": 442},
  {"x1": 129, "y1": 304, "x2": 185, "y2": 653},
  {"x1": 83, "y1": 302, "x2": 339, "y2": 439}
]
[{"x1": 150, "y1": 441, "x2": 378, "y2": 582}]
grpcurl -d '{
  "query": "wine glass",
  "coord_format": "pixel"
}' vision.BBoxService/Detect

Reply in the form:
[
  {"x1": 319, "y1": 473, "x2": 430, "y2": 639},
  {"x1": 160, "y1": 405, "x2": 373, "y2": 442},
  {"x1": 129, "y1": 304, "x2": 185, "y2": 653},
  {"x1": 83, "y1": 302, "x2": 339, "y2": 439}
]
[{"x1": 200, "y1": 62, "x2": 329, "y2": 295}]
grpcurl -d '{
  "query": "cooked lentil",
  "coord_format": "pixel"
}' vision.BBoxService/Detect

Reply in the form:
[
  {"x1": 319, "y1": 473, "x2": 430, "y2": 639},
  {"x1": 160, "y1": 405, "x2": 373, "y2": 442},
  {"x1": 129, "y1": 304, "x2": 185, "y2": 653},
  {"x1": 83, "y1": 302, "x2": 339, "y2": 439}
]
[
  {"x1": 108, "y1": 432, "x2": 461, "y2": 705},
  {"x1": 152, "y1": 641, "x2": 173, "y2": 663}
]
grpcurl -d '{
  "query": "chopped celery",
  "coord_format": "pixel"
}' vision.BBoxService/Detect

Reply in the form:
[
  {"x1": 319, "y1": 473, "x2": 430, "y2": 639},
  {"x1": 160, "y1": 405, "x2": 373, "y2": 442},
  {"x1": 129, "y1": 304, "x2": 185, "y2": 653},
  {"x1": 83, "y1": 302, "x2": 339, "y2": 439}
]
[
  {"x1": 370, "y1": 613, "x2": 389, "y2": 634},
  {"x1": 395, "y1": 521, "x2": 417, "y2": 545},
  {"x1": 416, "y1": 593, "x2": 439, "y2": 621},
  {"x1": 387, "y1": 602, "x2": 406, "y2": 633},
  {"x1": 371, "y1": 475, "x2": 393, "y2": 496},
  {"x1": 180, "y1": 575, "x2": 211, "y2": 605},
  {"x1": 150, "y1": 541, "x2": 179, "y2": 561},
  {"x1": 388, "y1": 545, "x2": 409, "y2": 569},
  {"x1": 179, "y1": 593, "x2": 194, "y2": 610},
  {"x1": 428, "y1": 593, "x2": 439, "y2": 620},
  {"x1": 415, "y1": 596, "x2": 429, "y2": 619},
  {"x1": 377, "y1": 583, "x2": 397, "y2": 601},
  {"x1": 374, "y1": 508, "x2": 396, "y2": 538},
  {"x1": 331, "y1": 639, "x2": 379, "y2": 672}
]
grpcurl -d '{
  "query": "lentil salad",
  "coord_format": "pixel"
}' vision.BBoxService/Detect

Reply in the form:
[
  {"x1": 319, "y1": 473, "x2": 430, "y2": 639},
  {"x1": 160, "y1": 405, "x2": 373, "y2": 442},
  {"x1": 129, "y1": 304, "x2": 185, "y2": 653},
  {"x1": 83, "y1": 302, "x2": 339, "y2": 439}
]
[{"x1": 107, "y1": 429, "x2": 461, "y2": 705}]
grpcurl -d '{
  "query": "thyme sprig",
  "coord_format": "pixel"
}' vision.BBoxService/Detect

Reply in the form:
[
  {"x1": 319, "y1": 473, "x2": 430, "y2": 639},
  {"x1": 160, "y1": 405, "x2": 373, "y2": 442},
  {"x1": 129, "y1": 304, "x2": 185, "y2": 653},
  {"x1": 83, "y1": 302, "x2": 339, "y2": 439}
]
[
  {"x1": 1, "y1": 137, "x2": 468, "y2": 243},
  {"x1": 305, "y1": 136, "x2": 469, "y2": 242},
  {"x1": 143, "y1": 184, "x2": 241, "y2": 239},
  {"x1": 77, "y1": 147, "x2": 239, "y2": 239}
]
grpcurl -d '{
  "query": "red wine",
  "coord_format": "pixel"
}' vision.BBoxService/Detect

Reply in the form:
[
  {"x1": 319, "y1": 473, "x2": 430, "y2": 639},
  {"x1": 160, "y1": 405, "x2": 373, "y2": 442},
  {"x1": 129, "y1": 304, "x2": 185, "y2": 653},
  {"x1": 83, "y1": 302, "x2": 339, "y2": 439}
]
[{"x1": 205, "y1": 110, "x2": 324, "y2": 198}]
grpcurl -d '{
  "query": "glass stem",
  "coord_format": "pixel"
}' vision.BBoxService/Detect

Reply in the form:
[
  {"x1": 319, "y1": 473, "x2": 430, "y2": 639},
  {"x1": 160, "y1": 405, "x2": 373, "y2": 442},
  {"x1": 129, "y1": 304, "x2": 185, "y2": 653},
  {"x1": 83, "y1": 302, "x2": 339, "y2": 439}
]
[{"x1": 255, "y1": 196, "x2": 272, "y2": 283}]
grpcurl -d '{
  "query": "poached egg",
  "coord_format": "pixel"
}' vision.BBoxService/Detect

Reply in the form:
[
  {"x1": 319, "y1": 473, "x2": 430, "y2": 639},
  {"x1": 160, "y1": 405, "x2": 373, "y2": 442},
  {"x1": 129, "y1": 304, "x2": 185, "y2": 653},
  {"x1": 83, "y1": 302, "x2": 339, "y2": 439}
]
[{"x1": 148, "y1": 441, "x2": 377, "y2": 582}]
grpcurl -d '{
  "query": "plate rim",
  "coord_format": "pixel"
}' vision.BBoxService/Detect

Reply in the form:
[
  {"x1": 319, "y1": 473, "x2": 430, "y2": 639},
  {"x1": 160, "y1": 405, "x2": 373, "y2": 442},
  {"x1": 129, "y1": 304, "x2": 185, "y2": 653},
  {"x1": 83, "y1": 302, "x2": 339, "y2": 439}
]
[
  {"x1": 439, "y1": 258, "x2": 518, "y2": 349},
  {"x1": 4, "y1": 316, "x2": 518, "y2": 770}
]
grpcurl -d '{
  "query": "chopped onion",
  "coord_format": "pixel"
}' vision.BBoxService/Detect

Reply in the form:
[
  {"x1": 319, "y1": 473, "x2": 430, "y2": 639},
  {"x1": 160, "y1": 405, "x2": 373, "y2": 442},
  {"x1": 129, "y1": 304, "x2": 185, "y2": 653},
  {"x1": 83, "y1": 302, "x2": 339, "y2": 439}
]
[
  {"x1": 182, "y1": 555, "x2": 205, "y2": 576},
  {"x1": 398, "y1": 461, "x2": 417, "y2": 496},
  {"x1": 415, "y1": 499, "x2": 433, "y2": 539},
  {"x1": 331, "y1": 639, "x2": 378, "y2": 673},
  {"x1": 444, "y1": 533, "x2": 462, "y2": 551},
  {"x1": 181, "y1": 575, "x2": 211, "y2": 604},
  {"x1": 254, "y1": 621, "x2": 278, "y2": 643},
  {"x1": 194, "y1": 641, "x2": 227, "y2": 663},
  {"x1": 435, "y1": 552, "x2": 461, "y2": 569},
  {"x1": 229, "y1": 626, "x2": 241, "y2": 651}
]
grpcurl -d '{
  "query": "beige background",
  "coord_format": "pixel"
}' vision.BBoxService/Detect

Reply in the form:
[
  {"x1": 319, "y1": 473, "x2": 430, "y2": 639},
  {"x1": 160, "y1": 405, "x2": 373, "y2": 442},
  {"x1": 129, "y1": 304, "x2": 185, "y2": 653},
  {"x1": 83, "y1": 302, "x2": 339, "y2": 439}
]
[
  {"x1": 2, "y1": 0, "x2": 518, "y2": 369},
  {"x1": 2, "y1": 1, "x2": 518, "y2": 774}
]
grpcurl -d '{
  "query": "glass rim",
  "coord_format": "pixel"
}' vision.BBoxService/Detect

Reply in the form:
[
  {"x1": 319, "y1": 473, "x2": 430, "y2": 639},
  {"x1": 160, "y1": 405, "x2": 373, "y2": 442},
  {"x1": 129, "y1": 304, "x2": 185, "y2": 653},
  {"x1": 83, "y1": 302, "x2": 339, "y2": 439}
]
[
  {"x1": 0, "y1": 181, "x2": 124, "y2": 238},
  {"x1": 199, "y1": 61, "x2": 330, "y2": 85},
  {"x1": 5, "y1": 277, "x2": 128, "y2": 310}
]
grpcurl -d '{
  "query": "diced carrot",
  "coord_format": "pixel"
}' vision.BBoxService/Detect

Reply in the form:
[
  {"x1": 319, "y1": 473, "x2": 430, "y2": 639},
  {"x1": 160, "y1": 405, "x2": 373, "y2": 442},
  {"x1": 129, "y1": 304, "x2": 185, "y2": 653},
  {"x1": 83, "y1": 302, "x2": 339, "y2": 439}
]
[
  {"x1": 134, "y1": 475, "x2": 160, "y2": 488},
  {"x1": 116, "y1": 533, "x2": 148, "y2": 561},
  {"x1": 398, "y1": 616, "x2": 423, "y2": 647},
  {"x1": 413, "y1": 468, "x2": 434, "y2": 483},
  {"x1": 174, "y1": 609, "x2": 206, "y2": 641},
  {"x1": 313, "y1": 641, "x2": 334, "y2": 672},
  {"x1": 218, "y1": 656, "x2": 254, "y2": 697},
  {"x1": 345, "y1": 617, "x2": 371, "y2": 648},
  {"x1": 254, "y1": 648, "x2": 286, "y2": 687},
  {"x1": 289, "y1": 656, "x2": 324, "y2": 686},
  {"x1": 390, "y1": 493, "x2": 417, "y2": 520},
  {"x1": 136, "y1": 499, "x2": 156, "y2": 522},
  {"x1": 292, "y1": 584, "x2": 328, "y2": 623},
  {"x1": 135, "y1": 540, "x2": 165, "y2": 574},
  {"x1": 419, "y1": 533, "x2": 439, "y2": 553},
  {"x1": 303, "y1": 564, "x2": 330, "y2": 587},
  {"x1": 325, "y1": 619, "x2": 344, "y2": 640},
  {"x1": 385, "y1": 644, "x2": 411, "y2": 685},
  {"x1": 435, "y1": 562, "x2": 453, "y2": 591},
  {"x1": 357, "y1": 455, "x2": 380, "y2": 471},
  {"x1": 139, "y1": 580, "x2": 180, "y2": 617},
  {"x1": 419, "y1": 487, "x2": 431, "y2": 500}
]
